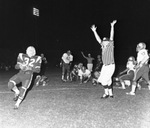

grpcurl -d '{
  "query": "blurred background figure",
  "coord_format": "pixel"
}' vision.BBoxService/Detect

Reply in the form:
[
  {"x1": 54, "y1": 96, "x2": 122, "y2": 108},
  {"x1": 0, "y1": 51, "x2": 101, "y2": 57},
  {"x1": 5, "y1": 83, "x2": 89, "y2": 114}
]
[
  {"x1": 61, "y1": 50, "x2": 73, "y2": 82},
  {"x1": 81, "y1": 52, "x2": 95, "y2": 72},
  {"x1": 94, "y1": 54, "x2": 103, "y2": 71},
  {"x1": 34, "y1": 53, "x2": 48, "y2": 86},
  {"x1": 78, "y1": 66, "x2": 91, "y2": 84}
]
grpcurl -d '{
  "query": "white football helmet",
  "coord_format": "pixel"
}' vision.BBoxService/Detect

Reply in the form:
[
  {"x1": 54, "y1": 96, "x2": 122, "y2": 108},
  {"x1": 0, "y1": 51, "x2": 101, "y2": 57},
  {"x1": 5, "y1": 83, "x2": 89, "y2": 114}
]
[
  {"x1": 136, "y1": 42, "x2": 146, "y2": 52},
  {"x1": 128, "y1": 56, "x2": 135, "y2": 61},
  {"x1": 128, "y1": 56, "x2": 136, "y2": 65},
  {"x1": 26, "y1": 46, "x2": 36, "y2": 57}
]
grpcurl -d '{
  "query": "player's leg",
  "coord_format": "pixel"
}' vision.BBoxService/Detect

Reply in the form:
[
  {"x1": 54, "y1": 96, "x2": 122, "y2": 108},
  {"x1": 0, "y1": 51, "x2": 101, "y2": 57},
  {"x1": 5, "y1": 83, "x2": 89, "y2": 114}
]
[
  {"x1": 98, "y1": 65, "x2": 109, "y2": 98},
  {"x1": 8, "y1": 74, "x2": 20, "y2": 101},
  {"x1": 107, "y1": 64, "x2": 115, "y2": 98},
  {"x1": 126, "y1": 68, "x2": 143, "y2": 95},
  {"x1": 142, "y1": 67, "x2": 150, "y2": 90},
  {"x1": 66, "y1": 64, "x2": 71, "y2": 81},
  {"x1": 41, "y1": 75, "x2": 48, "y2": 86},
  {"x1": 83, "y1": 75, "x2": 91, "y2": 83},
  {"x1": 35, "y1": 75, "x2": 41, "y2": 86},
  {"x1": 119, "y1": 71, "x2": 134, "y2": 89},
  {"x1": 14, "y1": 74, "x2": 33, "y2": 109},
  {"x1": 87, "y1": 63, "x2": 93, "y2": 72},
  {"x1": 119, "y1": 75, "x2": 127, "y2": 89},
  {"x1": 62, "y1": 63, "x2": 66, "y2": 81}
]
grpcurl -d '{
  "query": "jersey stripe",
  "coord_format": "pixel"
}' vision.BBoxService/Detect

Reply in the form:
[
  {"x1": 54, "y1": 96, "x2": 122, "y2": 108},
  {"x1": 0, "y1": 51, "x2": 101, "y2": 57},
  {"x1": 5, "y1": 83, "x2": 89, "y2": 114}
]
[{"x1": 102, "y1": 42, "x2": 114, "y2": 65}]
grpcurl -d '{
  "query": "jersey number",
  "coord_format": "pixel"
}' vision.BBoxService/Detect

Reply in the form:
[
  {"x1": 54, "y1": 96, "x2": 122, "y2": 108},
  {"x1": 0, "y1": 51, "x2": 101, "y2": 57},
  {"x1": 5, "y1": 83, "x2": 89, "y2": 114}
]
[{"x1": 24, "y1": 57, "x2": 35, "y2": 67}]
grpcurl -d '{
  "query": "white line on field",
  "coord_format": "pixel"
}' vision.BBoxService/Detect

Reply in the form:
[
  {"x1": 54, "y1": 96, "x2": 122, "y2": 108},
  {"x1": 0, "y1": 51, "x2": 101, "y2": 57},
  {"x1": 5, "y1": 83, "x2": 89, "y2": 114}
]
[
  {"x1": 0, "y1": 87, "x2": 96, "y2": 94},
  {"x1": 0, "y1": 86, "x2": 149, "y2": 94}
]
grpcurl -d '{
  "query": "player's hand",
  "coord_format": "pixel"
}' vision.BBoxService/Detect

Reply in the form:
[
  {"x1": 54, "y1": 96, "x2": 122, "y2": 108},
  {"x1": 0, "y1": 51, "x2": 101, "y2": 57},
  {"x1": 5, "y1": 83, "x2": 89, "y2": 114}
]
[
  {"x1": 26, "y1": 66, "x2": 32, "y2": 71},
  {"x1": 91, "y1": 25, "x2": 97, "y2": 32},
  {"x1": 19, "y1": 64, "x2": 27, "y2": 71},
  {"x1": 111, "y1": 20, "x2": 117, "y2": 26}
]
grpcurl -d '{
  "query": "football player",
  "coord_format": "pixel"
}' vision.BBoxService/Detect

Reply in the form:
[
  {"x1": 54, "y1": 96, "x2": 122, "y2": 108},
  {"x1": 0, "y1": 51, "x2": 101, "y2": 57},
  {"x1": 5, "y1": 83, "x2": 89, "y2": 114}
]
[
  {"x1": 78, "y1": 66, "x2": 91, "y2": 84},
  {"x1": 94, "y1": 55, "x2": 103, "y2": 71},
  {"x1": 70, "y1": 63, "x2": 84, "y2": 81},
  {"x1": 61, "y1": 50, "x2": 73, "y2": 82},
  {"x1": 34, "y1": 53, "x2": 48, "y2": 86},
  {"x1": 92, "y1": 71, "x2": 101, "y2": 86},
  {"x1": 126, "y1": 42, "x2": 150, "y2": 95},
  {"x1": 8, "y1": 46, "x2": 42, "y2": 109},
  {"x1": 118, "y1": 56, "x2": 136, "y2": 89},
  {"x1": 70, "y1": 64, "x2": 79, "y2": 81}
]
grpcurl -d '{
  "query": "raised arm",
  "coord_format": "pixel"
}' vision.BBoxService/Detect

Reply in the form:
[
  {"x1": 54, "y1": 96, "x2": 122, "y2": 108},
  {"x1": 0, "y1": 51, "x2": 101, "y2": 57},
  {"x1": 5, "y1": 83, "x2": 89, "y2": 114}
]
[
  {"x1": 109, "y1": 20, "x2": 117, "y2": 41},
  {"x1": 91, "y1": 25, "x2": 102, "y2": 45},
  {"x1": 81, "y1": 52, "x2": 87, "y2": 59}
]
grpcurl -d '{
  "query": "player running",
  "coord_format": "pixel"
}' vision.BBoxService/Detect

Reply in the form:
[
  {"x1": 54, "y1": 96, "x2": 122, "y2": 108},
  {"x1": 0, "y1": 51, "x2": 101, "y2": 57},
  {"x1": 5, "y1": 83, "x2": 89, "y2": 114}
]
[{"x1": 8, "y1": 46, "x2": 42, "y2": 109}]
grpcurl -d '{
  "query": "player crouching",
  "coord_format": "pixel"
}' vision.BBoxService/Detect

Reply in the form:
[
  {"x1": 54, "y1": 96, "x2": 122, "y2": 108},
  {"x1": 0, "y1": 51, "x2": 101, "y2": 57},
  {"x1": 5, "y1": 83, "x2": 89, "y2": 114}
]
[
  {"x1": 78, "y1": 66, "x2": 91, "y2": 84},
  {"x1": 92, "y1": 71, "x2": 101, "y2": 86},
  {"x1": 8, "y1": 46, "x2": 42, "y2": 109},
  {"x1": 70, "y1": 63, "x2": 83, "y2": 81},
  {"x1": 34, "y1": 75, "x2": 49, "y2": 86},
  {"x1": 70, "y1": 64, "x2": 79, "y2": 81},
  {"x1": 117, "y1": 56, "x2": 136, "y2": 89}
]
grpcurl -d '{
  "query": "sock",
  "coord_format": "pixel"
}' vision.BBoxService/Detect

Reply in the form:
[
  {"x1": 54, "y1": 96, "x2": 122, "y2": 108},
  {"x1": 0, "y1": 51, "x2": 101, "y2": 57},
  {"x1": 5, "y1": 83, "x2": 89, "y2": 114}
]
[
  {"x1": 62, "y1": 75, "x2": 64, "y2": 80},
  {"x1": 131, "y1": 84, "x2": 136, "y2": 93},
  {"x1": 121, "y1": 82, "x2": 125, "y2": 89},
  {"x1": 12, "y1": 86, "x2": 20, "y2": 95},
  {"x1": 108, "y1": 89, "x2": 113, "y2": 96},
  {"x1": 15, "y1": 98, "x2": 22, "y2": 107},
  {"x1": 103, "y1": 86, "x2": 109, "y2": 95}
]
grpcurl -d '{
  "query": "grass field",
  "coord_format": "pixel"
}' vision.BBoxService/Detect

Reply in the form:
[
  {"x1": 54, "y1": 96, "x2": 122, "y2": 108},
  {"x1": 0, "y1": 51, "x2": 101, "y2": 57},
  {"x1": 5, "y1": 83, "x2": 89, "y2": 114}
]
[{"x1": 0, "y1": 68, "x2": 150, "y2": 128}]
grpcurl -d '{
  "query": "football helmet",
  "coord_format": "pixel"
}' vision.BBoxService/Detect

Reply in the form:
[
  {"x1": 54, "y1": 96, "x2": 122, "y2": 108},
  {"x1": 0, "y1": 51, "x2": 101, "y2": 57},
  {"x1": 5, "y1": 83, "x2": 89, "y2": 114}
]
[
  {"x1": 26, "y1": 46, "x2": 36, "y2": 57},
  {"x1": 78, "y1": 63, "x2": 83, "y2": 69},
  {"x1": 128, "y1": 56, "x2": 135, "y2": 62},
  {"x1": 136, "y1": 42, "x2": 146, "y2": 52},
  {"x1": 128, "y1": 56, "x2": 136, "y2": 65},
  {"x1": 93, "y1": 71, "x2": 100, "y2": 79},
  {"x1": 103, "y1": 37, "x2": 109, "y2": 41}
]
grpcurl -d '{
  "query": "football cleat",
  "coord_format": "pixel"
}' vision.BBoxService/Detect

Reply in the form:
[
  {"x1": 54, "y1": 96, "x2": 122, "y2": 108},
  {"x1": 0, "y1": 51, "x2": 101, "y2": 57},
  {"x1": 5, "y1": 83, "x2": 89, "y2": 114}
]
[
  {"x1": 62, "y1": 79, "x2": 66, "y2": 82},
  {"x1": 42, "y1": 81, "x2": 47, "y2": 86},
  {"x1": 101, "y1": 94, "x2": 109, "y2": 99},
  {"x1": 14, "y1": 105, "x2": 19, "y2": 110},
  {"x1": 109, "y1": 95, "x2": 114, "y2": 98}
]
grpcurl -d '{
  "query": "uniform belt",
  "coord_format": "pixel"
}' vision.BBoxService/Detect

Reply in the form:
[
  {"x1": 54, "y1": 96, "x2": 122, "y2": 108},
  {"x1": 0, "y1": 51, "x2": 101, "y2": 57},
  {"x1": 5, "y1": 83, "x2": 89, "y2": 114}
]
[{"x1": 104, "y1": 63, "x2": 114, "y2": 66}]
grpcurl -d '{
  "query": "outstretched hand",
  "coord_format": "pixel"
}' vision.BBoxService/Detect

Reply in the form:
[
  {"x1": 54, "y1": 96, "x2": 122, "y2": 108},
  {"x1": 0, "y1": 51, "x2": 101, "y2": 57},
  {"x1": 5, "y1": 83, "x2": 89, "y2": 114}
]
[
  {"x1": 91, "y1": 25, "x2": 97, "y2": 32},
  {"x1": 111, "y1": 20, "x2": 117, "y2": 26}
]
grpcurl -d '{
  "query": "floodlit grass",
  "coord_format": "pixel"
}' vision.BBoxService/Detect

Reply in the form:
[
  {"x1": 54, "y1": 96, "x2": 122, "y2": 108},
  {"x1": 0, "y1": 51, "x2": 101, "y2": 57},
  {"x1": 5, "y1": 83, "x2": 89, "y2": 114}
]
[{"x1": 0, "y1": 69, "x2": 150, "y2": 128}]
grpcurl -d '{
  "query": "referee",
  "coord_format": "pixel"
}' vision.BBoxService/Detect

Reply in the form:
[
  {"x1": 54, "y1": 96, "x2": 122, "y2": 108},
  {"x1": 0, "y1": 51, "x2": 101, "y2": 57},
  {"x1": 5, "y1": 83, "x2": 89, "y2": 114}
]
[{"x1": 91, "y1": 20, "x2": 117, "y2": 99}]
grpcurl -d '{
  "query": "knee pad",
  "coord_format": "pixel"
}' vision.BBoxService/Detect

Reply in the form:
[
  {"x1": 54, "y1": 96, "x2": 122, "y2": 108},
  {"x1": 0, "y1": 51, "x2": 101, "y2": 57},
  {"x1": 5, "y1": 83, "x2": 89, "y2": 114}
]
[{"x1": 8, "y1": 80, "x2": 16, "y2": 90}]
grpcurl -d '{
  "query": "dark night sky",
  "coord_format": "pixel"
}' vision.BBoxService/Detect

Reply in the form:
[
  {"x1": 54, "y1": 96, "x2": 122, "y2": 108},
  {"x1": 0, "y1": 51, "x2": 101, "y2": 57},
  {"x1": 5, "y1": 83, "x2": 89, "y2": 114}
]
[{"x1": 0, "y1": 0, "x2": 150, "y2": 64}]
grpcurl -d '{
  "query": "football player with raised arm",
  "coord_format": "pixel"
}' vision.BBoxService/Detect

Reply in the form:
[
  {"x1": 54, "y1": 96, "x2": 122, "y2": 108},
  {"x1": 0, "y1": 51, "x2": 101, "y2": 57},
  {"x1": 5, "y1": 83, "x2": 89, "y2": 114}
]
[
  {"x1": 91, "y1": 20, "x2": 117, "y2": 99},
  {"x1": 8, "y1": 46, "x2": 42, "y2": 109}
]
